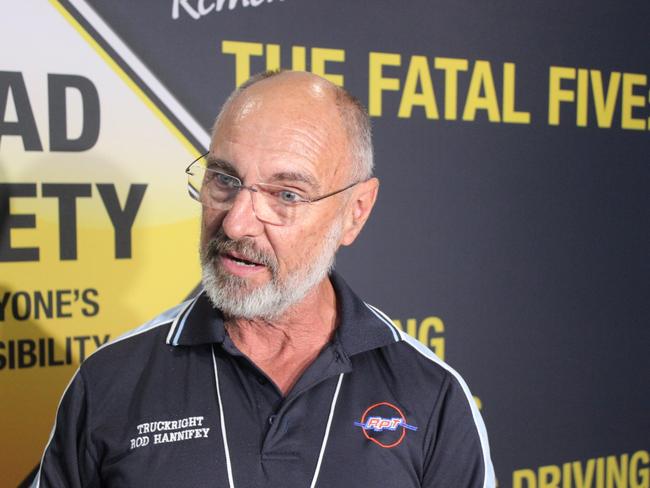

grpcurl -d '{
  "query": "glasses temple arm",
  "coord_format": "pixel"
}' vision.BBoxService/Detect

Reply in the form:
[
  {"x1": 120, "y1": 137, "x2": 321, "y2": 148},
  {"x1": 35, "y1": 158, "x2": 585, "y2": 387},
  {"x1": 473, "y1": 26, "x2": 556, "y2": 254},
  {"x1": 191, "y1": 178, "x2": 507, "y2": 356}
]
[{"x1": 309, "y1": 181, "x2": 361, "y2": 203}]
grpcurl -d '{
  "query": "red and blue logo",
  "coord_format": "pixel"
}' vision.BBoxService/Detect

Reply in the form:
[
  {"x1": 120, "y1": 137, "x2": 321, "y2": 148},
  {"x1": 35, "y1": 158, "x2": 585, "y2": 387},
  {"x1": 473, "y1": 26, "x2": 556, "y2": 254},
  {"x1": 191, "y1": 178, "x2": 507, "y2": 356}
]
[{"x1": 354, "y1": 402, "x2": 417, "y2": 448}]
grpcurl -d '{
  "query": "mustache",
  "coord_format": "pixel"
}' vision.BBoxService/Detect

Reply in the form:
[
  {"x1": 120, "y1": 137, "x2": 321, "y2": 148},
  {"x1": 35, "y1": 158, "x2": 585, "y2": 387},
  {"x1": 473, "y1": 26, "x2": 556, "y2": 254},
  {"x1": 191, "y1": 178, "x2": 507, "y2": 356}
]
[{"x1": 203, "y1": 230, "x2": 277, "y2": 271}]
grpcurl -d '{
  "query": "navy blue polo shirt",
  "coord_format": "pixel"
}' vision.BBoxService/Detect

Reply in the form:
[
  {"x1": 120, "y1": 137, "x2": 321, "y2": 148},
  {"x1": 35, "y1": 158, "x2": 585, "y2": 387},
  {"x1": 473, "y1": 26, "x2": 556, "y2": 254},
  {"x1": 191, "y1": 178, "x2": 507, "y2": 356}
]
[{"x1": 35, "y1": 273, "x2": 495, "y2": 487}]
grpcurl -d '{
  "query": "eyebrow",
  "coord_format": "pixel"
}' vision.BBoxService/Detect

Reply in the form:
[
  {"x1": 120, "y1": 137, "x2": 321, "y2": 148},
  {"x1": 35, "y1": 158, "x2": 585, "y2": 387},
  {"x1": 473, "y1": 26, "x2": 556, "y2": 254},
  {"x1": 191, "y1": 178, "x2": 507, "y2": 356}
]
[
  {"x1": 267, "y1": 171, "x2": 319, "y2": 191},
  {"x1": 205, "y1": 157, "x2": 239, "y2": 177}
]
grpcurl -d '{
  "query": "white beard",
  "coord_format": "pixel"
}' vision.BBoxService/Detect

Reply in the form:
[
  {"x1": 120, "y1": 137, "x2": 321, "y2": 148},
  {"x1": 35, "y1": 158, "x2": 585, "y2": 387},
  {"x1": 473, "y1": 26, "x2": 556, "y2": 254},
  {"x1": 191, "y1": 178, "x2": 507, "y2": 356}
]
[{"x1": 200, "y1": 219, "x2": 343, "y2": 321}]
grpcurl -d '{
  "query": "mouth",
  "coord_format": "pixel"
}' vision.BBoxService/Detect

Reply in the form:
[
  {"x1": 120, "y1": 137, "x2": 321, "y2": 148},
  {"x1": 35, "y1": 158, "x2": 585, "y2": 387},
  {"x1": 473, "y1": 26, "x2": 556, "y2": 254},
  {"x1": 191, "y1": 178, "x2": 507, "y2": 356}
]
[
  {"x1": 203, "y1": 232, "x2": 276, "y2": 279},
  {"x1": 219, "y1": 250, "x2": 268, "y2": 277},
  {"x1": 224, "y1": 251, "x2": 264, "y2": 268}
]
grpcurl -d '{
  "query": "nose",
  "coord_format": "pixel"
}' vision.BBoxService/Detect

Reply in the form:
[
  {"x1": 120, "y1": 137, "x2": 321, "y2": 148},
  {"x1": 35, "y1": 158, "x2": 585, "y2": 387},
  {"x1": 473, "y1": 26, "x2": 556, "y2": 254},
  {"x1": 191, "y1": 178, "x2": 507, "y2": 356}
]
[{"x1": 221, "y1": 187, "x2": 265, "y2": 240}]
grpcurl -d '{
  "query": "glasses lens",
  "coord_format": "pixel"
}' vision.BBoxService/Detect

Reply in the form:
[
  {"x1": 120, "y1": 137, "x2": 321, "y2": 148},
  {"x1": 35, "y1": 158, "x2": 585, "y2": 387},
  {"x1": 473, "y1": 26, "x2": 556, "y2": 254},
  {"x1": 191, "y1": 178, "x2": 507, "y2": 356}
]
[
  {"x1": 187, "y1": 159, "x2": 239, "y2": 210},
  {"x1": 253, "y1": 184, "x2": 302, "y2": 226}
]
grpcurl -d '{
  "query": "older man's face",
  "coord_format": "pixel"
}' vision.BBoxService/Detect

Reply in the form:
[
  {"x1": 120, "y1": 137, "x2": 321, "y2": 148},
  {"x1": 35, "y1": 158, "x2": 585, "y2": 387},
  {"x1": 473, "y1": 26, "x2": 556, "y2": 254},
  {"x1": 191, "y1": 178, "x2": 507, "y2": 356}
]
[{"x1": 199, "y1": 75, "x2": 353, "y2": 319}]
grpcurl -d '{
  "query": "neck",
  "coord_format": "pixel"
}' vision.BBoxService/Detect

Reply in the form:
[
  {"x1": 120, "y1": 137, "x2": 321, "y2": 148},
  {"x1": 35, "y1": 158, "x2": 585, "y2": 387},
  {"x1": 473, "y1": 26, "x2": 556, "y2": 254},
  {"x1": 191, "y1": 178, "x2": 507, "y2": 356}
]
[{"x1": 225, "y1": 277, "x2": 338, "y2": 396}]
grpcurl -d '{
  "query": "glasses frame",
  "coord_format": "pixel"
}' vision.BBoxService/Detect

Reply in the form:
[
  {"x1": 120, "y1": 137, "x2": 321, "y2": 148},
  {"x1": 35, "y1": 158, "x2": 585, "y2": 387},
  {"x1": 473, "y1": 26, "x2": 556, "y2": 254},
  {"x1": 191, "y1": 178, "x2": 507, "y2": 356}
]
[{"x1": 185, "y1": 151, "x2": 361, "y2": 206}]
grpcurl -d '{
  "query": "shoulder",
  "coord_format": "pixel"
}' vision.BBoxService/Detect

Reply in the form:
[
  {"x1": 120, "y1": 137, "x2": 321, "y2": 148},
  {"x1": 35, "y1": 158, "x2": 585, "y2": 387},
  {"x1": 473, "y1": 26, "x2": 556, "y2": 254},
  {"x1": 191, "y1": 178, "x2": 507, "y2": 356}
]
[
  {"x1": 362, "y1": 302, "x2": 453, "y2": 383},
  {"x1": 80, "y1": 300, "x2": 190, "y2": 372}
]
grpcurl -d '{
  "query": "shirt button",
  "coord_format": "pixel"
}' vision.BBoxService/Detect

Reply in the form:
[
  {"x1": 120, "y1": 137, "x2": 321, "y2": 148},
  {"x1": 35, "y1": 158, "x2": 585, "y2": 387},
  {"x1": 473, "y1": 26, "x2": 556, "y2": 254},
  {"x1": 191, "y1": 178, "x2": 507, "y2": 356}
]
[
  {"x1": 257, "y1": 376, "x2": 267, "y2": 385},
  {"x1": 268, "y1": 415, "x2": 276, "y2": 425}
]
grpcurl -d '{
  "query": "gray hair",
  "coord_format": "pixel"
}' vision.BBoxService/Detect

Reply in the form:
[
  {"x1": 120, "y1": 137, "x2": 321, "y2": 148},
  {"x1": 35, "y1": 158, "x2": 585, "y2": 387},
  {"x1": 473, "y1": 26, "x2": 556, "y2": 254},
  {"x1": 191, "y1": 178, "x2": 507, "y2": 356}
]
[{"x1": 211, "y1": 70, "x2": 374, "y2": 182}]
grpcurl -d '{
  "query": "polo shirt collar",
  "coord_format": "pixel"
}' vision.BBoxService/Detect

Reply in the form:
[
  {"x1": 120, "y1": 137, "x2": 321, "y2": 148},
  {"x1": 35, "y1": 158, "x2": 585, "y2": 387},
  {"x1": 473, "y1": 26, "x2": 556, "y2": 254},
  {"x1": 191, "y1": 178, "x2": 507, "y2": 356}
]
[{"x1": 166, "y1": 271, "x2": 400, "y2": 356}]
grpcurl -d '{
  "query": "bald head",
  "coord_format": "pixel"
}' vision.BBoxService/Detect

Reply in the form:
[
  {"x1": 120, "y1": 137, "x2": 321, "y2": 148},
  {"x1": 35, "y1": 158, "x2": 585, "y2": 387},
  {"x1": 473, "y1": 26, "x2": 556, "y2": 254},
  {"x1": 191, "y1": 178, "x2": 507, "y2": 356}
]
[{"x1": 212, "y1": 71, "x2": 373, "y2": 183}]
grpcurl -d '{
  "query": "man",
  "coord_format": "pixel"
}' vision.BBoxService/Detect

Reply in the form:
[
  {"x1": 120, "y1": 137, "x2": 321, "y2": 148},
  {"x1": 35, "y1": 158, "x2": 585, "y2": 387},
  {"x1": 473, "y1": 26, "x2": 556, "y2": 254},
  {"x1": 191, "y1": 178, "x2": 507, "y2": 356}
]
[{"x1": 34, "y1": 71, "x2": 495, "y2": 487}]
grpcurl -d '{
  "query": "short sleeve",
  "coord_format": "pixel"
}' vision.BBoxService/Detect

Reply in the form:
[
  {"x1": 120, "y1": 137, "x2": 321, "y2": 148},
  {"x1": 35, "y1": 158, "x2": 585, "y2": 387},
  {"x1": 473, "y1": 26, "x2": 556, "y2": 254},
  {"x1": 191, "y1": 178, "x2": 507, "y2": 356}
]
[
  {"x1": 421, "y1": 372, "x2": 494, "y2": 488},
  {"x1": 33, "y1": 368, "x2": 100, "y2": 488}
]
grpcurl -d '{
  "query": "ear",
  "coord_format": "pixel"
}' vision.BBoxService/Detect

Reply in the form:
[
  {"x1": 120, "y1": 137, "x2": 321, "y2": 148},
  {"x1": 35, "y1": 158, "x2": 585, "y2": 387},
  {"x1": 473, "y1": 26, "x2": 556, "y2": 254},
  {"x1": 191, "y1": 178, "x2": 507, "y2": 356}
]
[{"x1": 340, "y1": 177, "x2": 379, "y2": 246}]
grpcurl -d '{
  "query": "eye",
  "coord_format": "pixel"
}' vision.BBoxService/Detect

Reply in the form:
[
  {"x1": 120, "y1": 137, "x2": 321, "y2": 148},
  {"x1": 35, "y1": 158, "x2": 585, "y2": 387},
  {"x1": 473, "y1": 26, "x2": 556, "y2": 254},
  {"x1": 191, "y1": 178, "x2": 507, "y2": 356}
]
[
  {"x1": 213, "y1": 171, "x2": 240, "y2": 188},
  {"x1": 277, "y1": 189, "x2": 302, "y2": 204}
]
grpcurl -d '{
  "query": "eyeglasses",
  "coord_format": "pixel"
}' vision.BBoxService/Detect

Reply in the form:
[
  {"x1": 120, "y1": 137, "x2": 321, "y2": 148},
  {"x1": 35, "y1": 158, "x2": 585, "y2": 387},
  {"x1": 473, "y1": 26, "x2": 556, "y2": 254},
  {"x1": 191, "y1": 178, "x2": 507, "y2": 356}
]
[{"x1": 185, "y1": 152, "x2": 359, "y2": 226}]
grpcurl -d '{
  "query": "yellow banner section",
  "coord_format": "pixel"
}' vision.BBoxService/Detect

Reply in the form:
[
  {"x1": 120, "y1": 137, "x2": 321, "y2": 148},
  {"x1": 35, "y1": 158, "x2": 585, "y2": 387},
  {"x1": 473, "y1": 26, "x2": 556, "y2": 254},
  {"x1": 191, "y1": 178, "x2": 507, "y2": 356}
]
[
  {"x1": 512, "y1": 450, "x2": 650, "y2": 488},
  {"x1": 0, "y1": 3, "x2": 201, "y2": 484}
]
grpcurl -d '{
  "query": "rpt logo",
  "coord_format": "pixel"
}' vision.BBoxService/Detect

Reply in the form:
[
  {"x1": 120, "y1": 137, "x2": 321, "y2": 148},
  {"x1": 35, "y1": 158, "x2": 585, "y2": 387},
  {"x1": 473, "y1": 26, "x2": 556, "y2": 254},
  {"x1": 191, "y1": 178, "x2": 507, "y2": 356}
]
[
  {"x1": 360, "y1": 417, "x2": 404, "y2": 432},
  {"x1": 354, "y1": 402, "x2": 418, "y2": 449}
]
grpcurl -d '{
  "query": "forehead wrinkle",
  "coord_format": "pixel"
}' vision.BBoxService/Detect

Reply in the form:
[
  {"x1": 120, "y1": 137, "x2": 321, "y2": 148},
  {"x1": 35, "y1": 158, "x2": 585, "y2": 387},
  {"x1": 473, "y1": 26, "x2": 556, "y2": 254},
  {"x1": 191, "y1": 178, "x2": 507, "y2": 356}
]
[
  {"x1": 223, "y1": 121, "x2": 334, "y2": 179},
  {"x1": 275, "y1": 124, "x2": 328, "y2": 164},
  {"x1": 218, "y1": 108, "x2": 330, "y2": 160},
  {"x1": 216, "y1": 132, "x2": 323, "y2": 171}
]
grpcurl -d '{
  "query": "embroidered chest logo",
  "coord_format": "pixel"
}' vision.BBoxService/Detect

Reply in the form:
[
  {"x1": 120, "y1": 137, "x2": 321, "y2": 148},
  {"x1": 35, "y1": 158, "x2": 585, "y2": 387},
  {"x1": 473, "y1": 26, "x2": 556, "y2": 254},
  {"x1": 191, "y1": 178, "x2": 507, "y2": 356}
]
[
  {"x1": 354, "y1": 402, "x2": 417, "y2": 448},
  {"x1": 129, "y1": 415, "x2": 210, "y2": 450}
]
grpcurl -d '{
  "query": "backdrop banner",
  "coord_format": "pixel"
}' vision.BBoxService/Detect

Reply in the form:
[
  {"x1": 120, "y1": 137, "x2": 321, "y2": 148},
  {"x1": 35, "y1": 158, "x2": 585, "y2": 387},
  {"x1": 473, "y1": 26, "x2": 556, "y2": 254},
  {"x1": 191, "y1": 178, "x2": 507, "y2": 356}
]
[{"x1": 1, "y1": 1, "x2": 648, "y2": 487}]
